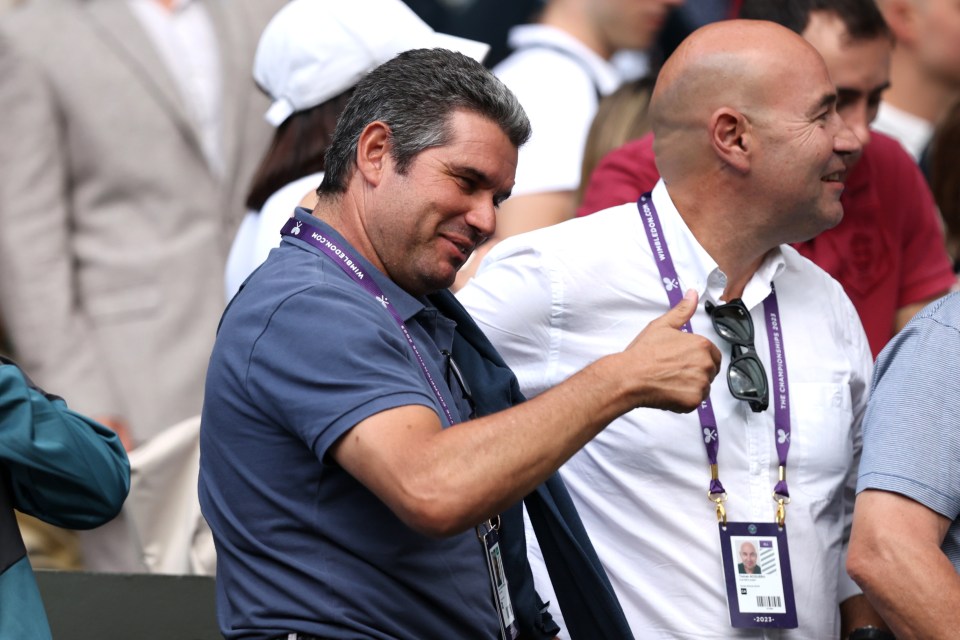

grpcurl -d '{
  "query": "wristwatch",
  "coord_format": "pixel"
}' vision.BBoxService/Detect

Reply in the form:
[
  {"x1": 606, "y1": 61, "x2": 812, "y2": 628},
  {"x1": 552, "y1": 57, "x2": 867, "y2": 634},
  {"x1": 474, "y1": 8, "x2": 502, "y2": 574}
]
[{"x1": 847, "y1": 626, "x2": 895, "y2": 640}]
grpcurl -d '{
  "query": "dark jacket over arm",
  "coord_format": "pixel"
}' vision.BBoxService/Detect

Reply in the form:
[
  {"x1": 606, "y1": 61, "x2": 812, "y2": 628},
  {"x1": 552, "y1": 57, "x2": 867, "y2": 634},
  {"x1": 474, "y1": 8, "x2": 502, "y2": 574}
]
[{"x1": 430, "y1": 291, "x2": 634, "y2": 640}]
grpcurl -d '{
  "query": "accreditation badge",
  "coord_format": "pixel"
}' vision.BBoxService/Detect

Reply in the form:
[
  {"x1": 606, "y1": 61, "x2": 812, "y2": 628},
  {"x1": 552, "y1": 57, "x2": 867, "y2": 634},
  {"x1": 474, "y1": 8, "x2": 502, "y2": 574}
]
[
  {"x1": 478, "y1": 519, "x2": 519, "y2": 640},
  {"x1": 719, "y1": 522, "x2": 798, "y2": 629}
]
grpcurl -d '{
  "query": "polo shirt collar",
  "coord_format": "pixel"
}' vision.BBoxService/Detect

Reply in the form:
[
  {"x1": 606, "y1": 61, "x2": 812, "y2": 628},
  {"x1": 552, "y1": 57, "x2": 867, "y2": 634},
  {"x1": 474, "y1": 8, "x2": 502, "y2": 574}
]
[{"x1": 651, "y1": 181, "x2": 786, "y2": 311}]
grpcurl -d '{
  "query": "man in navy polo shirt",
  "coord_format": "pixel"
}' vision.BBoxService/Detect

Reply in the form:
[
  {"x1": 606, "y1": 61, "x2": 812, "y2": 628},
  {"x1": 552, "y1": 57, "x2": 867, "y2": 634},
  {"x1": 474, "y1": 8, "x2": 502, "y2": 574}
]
[{"x1": 199, "y1": 48, "x2": 720, "y2": 640}]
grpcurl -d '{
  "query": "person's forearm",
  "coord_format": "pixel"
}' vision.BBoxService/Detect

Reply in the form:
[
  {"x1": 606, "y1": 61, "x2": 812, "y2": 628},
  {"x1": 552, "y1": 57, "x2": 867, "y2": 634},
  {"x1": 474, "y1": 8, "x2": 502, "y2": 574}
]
[
  {"x1": 852, "y1": 551, "x2": 960, "y2": 639},
  {"x1": 848, "y1": 492, "x2": 960, "y2": 640},
  {"x1": 337, "y1": 293, "x2": 718, "y2": 536},
  {"x1": 423, "y1": 352, "x2": 643, "y2": 530},
  {"x1": 347, "y1": 352, "x2": 647, "y2": 537}
]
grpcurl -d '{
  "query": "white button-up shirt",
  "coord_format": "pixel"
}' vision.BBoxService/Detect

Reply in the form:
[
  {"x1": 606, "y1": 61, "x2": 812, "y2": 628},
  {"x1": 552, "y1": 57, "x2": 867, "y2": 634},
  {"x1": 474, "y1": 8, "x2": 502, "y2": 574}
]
[{"x1": 458, "y1": 180, "x2": 873, "y2": 639}]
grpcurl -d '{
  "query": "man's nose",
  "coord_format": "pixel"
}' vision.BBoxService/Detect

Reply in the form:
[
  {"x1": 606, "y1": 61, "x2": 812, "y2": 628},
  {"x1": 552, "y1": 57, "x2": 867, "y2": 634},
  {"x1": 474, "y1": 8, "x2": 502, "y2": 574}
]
[
  {"x1": 846, "y1": 107, "x2": 872, "y2": 147},
  {"x1": 835, "y1": 119, "x2": 863, "y2": 157},
  {"x1": 467, "y1": 199, "x2": 497, "y2": 239}
]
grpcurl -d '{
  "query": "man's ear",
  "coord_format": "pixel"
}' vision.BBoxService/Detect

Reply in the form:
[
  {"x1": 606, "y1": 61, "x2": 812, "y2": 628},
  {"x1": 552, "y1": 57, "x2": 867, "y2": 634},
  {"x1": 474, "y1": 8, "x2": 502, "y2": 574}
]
[
  {"x1": 710, "y1": 107, "x2": 750, "y2": 174},
  {"x1": 879, "y1": 0, "x2": 917, "y2": 45},
  {"x1": 355, "y1": 121, "x2": 392, "y2": 187}
]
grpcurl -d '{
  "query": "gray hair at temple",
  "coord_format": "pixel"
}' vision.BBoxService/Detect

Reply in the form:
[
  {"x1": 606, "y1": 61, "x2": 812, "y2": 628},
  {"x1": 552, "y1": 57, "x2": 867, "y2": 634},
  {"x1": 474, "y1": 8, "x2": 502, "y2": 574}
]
[{"x1": 318, "y1": 48, "x2": 531, "y2": 195}]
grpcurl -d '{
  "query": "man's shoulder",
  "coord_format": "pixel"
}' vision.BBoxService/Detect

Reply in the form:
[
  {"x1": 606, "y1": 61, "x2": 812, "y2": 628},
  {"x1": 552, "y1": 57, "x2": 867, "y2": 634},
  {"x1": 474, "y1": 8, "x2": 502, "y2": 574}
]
[
  {"x1": 856, "y1": 131, "x2": 924, "y2": 178},
  {"x1": 908, "y1": 292, "x2": 960, "y2": 331},
  {"x1": 226, "y1": 246, "x2": 378, "y2": 327},
  {"x1": 499, "y1": 202, "x2": 641, "y2": 252},
  {"x1": 494, "y1": 24, "x2": 616, "y2": 94},
  {"x1": 477, "y1": 203, "x2": 644, "y2": 297},
  {"x1": 0, "y1": 0, "x2": 81, "y2": 49},
  {"x1": 495, "y1": 46, "x2": 598, "y2": 98},
  {"x1": 778, "y1": 244, "x2": 852, "y2": 304},
  {"x1": 497, "y1": 24, "x2": 589, "y2": 68},
  {"x1": 871, "y1": 102, "x2": 932, "y2": 160},
  {"x1": 844, "y1": 131, "x2": 937, "y2": 225}
]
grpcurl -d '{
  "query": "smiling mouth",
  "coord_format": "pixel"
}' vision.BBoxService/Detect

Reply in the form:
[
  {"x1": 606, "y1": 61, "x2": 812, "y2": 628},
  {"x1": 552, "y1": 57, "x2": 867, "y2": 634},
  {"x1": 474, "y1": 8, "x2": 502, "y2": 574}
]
[
  {"x1": 443, "y1": 235, "x2": 472, "y2": 258},
  {"x1": 822, "y1": 171, "x2": 846, "y2": 183}
]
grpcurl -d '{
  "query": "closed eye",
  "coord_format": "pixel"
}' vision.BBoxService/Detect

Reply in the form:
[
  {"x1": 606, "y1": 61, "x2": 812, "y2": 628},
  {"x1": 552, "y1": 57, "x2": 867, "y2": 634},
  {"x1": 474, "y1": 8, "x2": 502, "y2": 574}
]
[{"x1": 455, "y1": 175, "x2": 478, "y2": 192}]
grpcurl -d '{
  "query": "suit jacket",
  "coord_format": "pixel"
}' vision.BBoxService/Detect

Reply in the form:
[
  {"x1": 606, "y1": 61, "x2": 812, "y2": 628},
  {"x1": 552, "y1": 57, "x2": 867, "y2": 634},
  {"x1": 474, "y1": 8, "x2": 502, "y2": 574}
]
[
  {"x1": 430, "y1": 291, "x2": 634, "y2": 640},
  {"x1": 0, "y1": 0, "x2": 284, "y2": 443}
]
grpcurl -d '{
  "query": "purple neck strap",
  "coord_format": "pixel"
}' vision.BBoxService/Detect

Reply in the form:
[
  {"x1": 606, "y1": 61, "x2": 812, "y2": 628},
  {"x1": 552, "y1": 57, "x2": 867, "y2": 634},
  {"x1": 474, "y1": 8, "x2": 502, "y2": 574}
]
[
  {"x1": 281, "y1": 217, "x2": 457, "y2": 427},
  {"x1": 638, "y1": 193, "x2": 791, "y2": 502}
]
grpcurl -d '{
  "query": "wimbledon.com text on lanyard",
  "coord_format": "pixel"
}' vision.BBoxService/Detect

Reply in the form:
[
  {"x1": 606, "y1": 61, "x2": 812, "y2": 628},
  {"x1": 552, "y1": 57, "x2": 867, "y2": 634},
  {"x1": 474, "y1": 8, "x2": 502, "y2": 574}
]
[{"x1": 280, "y1": 216, "x2": 519, "y2": 640}]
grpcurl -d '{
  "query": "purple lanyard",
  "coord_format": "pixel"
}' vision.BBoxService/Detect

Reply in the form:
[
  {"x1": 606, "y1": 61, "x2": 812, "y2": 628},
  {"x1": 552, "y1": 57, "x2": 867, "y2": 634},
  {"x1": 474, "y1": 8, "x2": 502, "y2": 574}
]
[
  {"x1": 283, "y1": 218, "x2": 517, "y2": 637},
  {"x1": 280, "y1": 217, "x2": 457, "y2": 427},
  {"x1": 637, "y1": 193, "x2": 791, "y2": 515}
]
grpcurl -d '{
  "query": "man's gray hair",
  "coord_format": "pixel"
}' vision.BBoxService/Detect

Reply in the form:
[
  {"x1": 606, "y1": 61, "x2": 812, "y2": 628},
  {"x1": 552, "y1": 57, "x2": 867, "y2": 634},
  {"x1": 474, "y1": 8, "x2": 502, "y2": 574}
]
[{"x1": 318, "y1": 48, "x2": 530, "y2": 194}]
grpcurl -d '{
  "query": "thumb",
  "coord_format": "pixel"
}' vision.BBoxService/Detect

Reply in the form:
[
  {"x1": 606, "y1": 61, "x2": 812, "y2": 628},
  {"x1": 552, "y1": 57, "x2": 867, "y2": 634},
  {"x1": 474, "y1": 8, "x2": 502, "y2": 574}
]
[{"x1": 660, "y1": 288, "x2": 699, "y2": 329}]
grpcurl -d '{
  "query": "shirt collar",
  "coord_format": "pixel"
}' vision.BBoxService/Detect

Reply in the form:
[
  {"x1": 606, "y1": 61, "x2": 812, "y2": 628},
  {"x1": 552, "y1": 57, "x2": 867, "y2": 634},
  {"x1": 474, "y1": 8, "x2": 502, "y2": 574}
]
[
  {"x1": 130, "y1": 0, "x2": 196, "y2": 13},
  {"x1": 288, "y1": 208, "x2": 426, "y2": 323},
  {"x1": 506, "y1": 24, "x2": 623, "y2": 95},
  {"x1": 651, "y1": 181, "x2": 786, "y2": 311}
]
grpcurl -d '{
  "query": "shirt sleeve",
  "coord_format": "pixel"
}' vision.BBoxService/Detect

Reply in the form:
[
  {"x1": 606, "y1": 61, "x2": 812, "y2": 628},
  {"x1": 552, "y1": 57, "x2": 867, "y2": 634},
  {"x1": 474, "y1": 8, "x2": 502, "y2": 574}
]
[
  {"x1": 857, "y1": 300, "x2": 960, "y2": 520},
  {"x1": 0, "y1": 361, "x2": 130, "y2": 529},
  {"x1": 577, "y1": 133, "x2": 660, "y2": 216},
  {"x1": 244, "y1": 282, "x2": 440, "y2": 461}
]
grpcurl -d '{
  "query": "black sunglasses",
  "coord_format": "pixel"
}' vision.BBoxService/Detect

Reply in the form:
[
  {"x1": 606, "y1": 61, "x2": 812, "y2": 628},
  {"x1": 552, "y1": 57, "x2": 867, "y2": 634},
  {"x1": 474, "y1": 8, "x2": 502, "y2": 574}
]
[
  {"x1": 441, "y1": 350, "x2": 476, "y2": 420},
  {"x1": 705, "y1": 298, "x2": 769, "y2": 413}
]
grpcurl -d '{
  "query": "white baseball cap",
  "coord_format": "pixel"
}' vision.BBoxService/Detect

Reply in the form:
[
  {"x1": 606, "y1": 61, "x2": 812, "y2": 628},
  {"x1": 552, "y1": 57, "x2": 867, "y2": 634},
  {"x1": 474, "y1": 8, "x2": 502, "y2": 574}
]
[{"x1": 254, "y1": 0, "x2": 491, "y2": 127}]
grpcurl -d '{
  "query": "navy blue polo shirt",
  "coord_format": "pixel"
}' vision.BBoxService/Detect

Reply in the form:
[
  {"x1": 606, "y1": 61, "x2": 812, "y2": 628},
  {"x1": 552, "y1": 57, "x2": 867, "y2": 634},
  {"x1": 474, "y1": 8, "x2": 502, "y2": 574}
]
[{"x1": 199, "y1": 210, "x2": 498, "y2": 639}]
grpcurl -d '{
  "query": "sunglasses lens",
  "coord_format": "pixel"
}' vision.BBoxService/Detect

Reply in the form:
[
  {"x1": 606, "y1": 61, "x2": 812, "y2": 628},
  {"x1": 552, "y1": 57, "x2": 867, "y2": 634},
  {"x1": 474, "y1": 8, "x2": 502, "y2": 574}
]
[
  {"x1": 728, "y1": 357, "x2": 767, "y2": 398},
  {"x1": 708, "y1": 299, "x2": 770, "y2": 412},
  {"x1": 712, "y1": 306, "x2": 753, "y2": 343}
]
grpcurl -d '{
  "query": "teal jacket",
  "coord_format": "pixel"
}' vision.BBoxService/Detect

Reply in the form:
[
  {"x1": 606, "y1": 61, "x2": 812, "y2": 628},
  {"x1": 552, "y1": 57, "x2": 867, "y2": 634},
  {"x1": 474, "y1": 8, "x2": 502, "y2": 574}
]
[{"x1": 0, "y1": 358, "x2": 130, "y2": 639}]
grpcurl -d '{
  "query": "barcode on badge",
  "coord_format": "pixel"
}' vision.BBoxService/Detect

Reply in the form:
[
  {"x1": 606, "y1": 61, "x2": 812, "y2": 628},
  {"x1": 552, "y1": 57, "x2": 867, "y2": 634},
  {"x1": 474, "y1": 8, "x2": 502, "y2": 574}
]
[{"x1": 756, "y1": 595, "x2": 782, "y2": 608}]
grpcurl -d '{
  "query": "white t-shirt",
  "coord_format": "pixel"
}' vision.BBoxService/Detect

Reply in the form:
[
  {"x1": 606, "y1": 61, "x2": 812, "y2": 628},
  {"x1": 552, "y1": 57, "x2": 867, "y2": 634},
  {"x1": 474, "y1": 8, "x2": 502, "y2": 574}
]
[
  {"x1": 493, "y1": 25, "x2": 623, "y2": 197},
  {"x1": 458, "y1": 180, "x2": 873, "y2": 639},
  {"x1": 224, "y1": 172, "x2": 323, "y2": 300}
]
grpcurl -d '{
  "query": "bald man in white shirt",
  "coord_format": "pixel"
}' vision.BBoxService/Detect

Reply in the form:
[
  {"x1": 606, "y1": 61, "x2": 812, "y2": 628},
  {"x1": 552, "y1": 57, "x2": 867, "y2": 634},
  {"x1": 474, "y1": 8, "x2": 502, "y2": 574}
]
[{"x1": 461, "y1": 19, "x2": 887, "y2": 639}]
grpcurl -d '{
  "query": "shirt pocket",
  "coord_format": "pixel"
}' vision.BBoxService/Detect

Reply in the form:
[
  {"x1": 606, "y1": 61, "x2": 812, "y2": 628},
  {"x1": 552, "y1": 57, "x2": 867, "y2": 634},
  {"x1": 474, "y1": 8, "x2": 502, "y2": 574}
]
[{"x1": 790, "y1": 382, "x2": 855, "y2": 501}]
